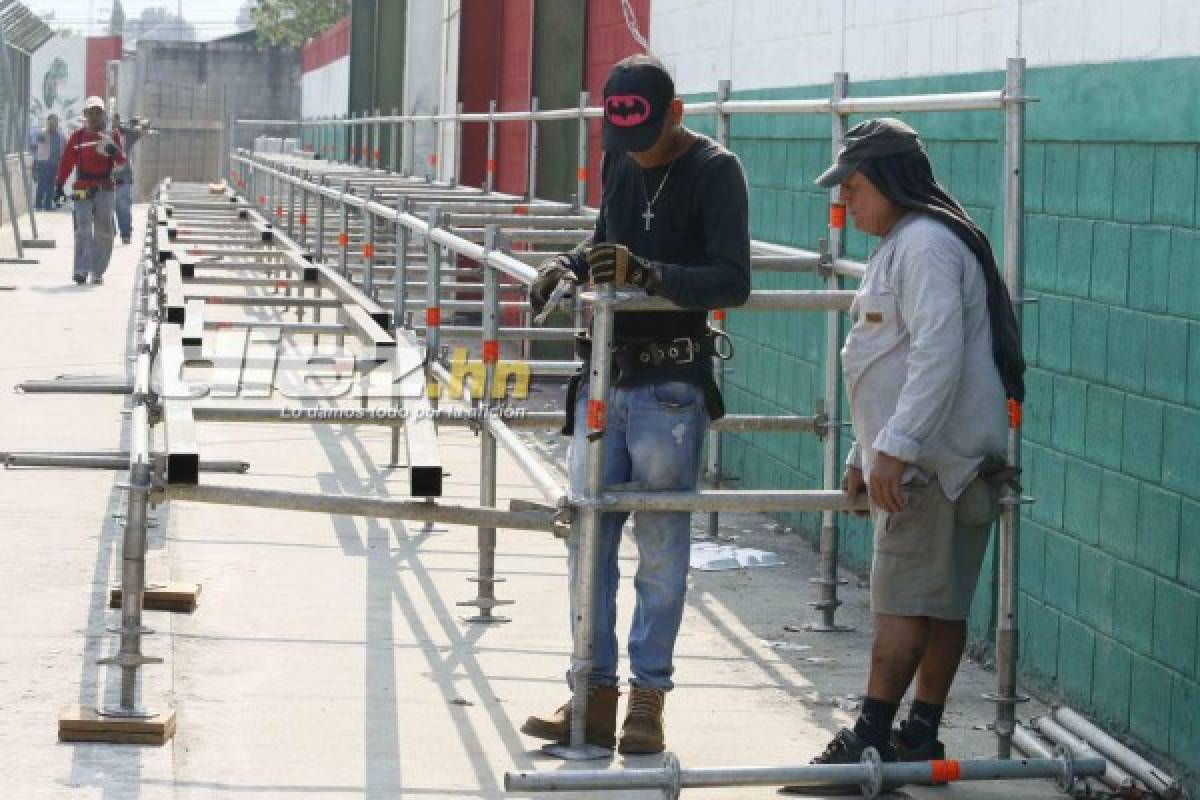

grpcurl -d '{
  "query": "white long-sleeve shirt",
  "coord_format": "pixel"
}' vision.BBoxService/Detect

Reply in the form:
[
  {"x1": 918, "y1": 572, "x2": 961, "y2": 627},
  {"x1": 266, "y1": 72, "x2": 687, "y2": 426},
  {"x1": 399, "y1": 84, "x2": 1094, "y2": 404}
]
[{"x1": 842, "y1": 212, "x2": 1007, "y2": 501}]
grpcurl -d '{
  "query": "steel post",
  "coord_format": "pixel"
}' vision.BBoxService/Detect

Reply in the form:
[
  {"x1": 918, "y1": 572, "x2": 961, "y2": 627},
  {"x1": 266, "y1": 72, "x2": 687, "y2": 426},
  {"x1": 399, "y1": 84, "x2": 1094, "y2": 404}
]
[
  {"x1": 993, "y1": 57, "x2": 1027, "y2": 758},
  {"x1": 364, "y1": 187, "x2": 377, "y2": 298},
  {"x1": 98, "y1": 405, "x2": 160, "y2": 719},
  {"x1": 389, "y1": 108, "x2": 399, "y2": 172},
  {"x1": 701, "y1": 78, "x2": 733, "y2": 543},
  {"x1": 527, "y1": 97, "x2": 540, "y2": 201},
  {"x1": 574, "y1": 91, "x2": 589, "y2": 209},
  {"x1": 462, "y1": 225, "x2": 510, "y2": 623},
  {"x1": 809, "y1": 71, "x2": 852, "y2": 633},
  {"x1": 452, "y1": 102, "x2": 464, "y2": 188},
  {"x1": 389, "y1": 196, "x2": 412, "y2": 466},
  {"x1": 338, "y1": 180, "x2": 350, "y2": 278},
  {"x1": 544, "y1": 284, "x2": 614, "y2": 762},
  {"x1": 485, "y1": 100, "x2": 497, "y2": 194},
  {"x1": 372, "y1": 107, "x2": 381, "y2": 169}
]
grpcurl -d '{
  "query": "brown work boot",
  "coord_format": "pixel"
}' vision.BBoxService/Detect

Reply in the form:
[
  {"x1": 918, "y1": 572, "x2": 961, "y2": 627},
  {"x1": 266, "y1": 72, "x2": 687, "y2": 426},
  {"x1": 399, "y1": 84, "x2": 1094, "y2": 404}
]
[
  {"x1": 520, "y1": 686, "x2": 619, "y2": 749},
  {"x1": 618, "y1": 683, "x2": 666, "y2": 754}
]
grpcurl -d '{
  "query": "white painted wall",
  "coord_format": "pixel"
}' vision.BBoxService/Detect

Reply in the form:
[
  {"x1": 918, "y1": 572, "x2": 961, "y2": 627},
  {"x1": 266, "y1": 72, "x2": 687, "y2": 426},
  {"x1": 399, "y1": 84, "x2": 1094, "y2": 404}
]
[
  {"x1": 28, "y1": 33, "x2": 87, "y2": 133},
  {"x1": 302, "y1": 55, "x2": 350, "y2": 119},
  {"x1": 651, "y1": 0, "x2": 1200, "y2": 94},
  {"x1": 435, "y1": 0, "x2": 460, "y2": 183},
  {"x1": 404, "y1": 0, "x2": 446, "y2": 177}
]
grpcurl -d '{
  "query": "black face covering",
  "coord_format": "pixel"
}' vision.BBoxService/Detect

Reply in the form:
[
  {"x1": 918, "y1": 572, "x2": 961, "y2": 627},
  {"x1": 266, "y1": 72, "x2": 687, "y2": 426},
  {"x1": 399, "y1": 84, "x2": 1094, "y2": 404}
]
[{"x1": 858, "y1": 150, "x2": 1026, "y2": 404}]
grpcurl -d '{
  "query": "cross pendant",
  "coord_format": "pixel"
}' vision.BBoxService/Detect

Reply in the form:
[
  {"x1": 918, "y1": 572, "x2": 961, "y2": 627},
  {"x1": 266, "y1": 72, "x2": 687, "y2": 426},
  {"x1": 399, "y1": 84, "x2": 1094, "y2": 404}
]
[{"x1": 642, "y1": 205, "x2": 654, "y2": 231}]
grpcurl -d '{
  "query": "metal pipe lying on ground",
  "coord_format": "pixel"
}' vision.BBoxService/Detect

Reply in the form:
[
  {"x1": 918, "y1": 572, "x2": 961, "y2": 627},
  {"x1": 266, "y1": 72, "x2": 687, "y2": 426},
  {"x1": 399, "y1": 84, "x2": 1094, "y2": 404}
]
[
  {"x1": 505, "y1": 751, "x2": 1104, "y2": 798},
  {"x1": 1051, "y1": 707, "x2": 1180, "y2": 798},
  {"x1": 1032, "y1": 715, "x2": 1138, "y2": 795}
]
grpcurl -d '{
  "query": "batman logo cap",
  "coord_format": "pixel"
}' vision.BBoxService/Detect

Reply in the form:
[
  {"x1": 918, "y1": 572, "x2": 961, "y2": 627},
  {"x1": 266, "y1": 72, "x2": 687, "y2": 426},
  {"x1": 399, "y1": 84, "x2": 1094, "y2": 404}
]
[{"x1": 602, "y1": 54, "x2": 675, "y2": 153}]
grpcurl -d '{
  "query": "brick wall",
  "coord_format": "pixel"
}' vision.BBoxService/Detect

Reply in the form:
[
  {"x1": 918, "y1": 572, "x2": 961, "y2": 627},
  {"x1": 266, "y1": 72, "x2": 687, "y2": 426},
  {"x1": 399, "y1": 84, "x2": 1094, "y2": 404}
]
[{"x1": 704, "y1": 58, "x2": 1200, "y2": 789}]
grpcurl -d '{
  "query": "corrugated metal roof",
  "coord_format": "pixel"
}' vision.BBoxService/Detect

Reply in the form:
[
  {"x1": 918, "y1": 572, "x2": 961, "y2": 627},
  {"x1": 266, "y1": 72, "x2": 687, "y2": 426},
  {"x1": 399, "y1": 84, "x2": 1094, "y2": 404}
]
[{"x1": 0, "y1": 0, "x2": 54, "y2": 55}]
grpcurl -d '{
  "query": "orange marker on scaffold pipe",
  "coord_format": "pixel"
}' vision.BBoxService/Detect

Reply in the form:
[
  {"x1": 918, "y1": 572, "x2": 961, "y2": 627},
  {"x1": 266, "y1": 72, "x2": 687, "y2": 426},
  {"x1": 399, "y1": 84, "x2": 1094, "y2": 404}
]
[
  {"x1": 1007, "y1": 399, "x2": 1022, "y2": 429},
  {"x1": 426, "y1": 307, "x2": 441, "y2": 327},
  {"x1": 830, "y1": 203, "x2": 847, "y2": 230},
  {"x1": 482, "y1": 341, "x2": 499, "y2": 364},
  {"x1": 587, "y1": 400, "x2": 607, "y2": 431}
]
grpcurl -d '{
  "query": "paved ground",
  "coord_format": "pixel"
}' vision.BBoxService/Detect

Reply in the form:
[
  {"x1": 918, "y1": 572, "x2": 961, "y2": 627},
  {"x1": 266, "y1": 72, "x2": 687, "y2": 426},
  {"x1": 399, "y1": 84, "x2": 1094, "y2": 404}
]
[{"x1": 0, "y1": 206, "x2": 1063, "y2": 799}]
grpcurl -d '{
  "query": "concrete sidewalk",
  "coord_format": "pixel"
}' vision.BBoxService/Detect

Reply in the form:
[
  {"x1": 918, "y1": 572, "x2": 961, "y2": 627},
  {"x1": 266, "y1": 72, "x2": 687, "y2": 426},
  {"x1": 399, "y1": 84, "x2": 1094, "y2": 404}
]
[{"x1": 0, "y1": 206, "x2": 1063, "y2": 799}]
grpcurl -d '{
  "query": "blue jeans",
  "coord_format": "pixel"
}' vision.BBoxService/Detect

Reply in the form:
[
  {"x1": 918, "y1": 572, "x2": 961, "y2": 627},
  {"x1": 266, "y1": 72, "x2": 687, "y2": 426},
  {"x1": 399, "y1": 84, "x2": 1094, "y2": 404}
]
[
  {"x1": 34, "y1": 162, "x2": 56, "y2": 210},
  {"x1": 72, "y1": 189, "x2": 116, "y2": 278},
  {"x1": 566, "y1": 379, "x2": 707, "y2": 692},
  {"x1": 114, "y1": 180, "x2": 132, "y2": 239}
]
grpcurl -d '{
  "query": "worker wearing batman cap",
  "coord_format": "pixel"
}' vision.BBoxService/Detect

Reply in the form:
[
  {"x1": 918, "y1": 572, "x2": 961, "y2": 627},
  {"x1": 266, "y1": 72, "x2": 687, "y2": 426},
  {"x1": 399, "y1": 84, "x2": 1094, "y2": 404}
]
[
  {"x1": 780, "y1": 119, "x2": 1024, "y2": 793},
  {"x1": 523, "y1": 54, "x2": 751, "y2": 755}
]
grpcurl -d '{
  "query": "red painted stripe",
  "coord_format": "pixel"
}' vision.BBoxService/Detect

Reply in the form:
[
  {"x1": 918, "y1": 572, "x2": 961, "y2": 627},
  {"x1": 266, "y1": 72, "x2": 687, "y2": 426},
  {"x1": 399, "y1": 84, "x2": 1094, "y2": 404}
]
[
  {"x1": 302, "y1": 17, "x2": 351, "y2": 73},
  {"x1": 85, "y1": 36, "x2": 122, "y2": 98}
]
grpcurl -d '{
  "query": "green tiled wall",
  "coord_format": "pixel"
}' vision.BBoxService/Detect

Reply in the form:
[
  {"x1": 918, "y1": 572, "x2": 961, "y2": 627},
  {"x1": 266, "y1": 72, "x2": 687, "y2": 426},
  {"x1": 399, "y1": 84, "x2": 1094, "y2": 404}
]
[{"x1": 696, "y1": 58, "x2": 1200, "y2": 791}]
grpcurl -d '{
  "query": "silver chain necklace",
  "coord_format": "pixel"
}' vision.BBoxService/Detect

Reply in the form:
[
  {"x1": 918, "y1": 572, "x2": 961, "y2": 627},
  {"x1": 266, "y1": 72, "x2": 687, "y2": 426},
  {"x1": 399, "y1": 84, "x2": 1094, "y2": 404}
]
[{"x1": 640, "y1": 160, "x2": 675, "y2": 231}]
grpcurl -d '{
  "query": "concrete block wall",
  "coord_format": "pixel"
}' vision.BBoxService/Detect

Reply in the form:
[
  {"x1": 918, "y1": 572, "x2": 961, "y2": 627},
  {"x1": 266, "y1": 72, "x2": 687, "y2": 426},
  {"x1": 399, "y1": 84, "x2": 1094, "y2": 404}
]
[
  {"x1": 132, "y1": 40, "x2": 301, "y2": 154},
  {"x1": 681, "y1": 58, "x2": 1200, "y2": 794},
  {"x1": 654, "y1": 2, "x2": 1200, "y2": 790}
]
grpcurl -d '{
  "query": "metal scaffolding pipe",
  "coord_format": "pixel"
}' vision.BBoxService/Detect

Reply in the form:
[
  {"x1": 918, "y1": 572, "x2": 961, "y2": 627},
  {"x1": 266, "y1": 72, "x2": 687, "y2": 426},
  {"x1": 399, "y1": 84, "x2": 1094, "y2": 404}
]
[
  {"x1": 166, "y1": 483, "x2": 556, "y2": 532},
  {"x1": 0, "y1": 453, "x2": 248, "y2": 473},
  {"x1": 597, "y1": 489, "x2": 868, "y2": 514},
  {"x1": 1051, "y1": 707, "x2": 1179, "y2": 797},
  {"x1": 1031, "y1": 715, "x2": 1139, "y2": 795},
  {"x1": 505, "y1": 751, "x2": 1103, "y2": 797}
]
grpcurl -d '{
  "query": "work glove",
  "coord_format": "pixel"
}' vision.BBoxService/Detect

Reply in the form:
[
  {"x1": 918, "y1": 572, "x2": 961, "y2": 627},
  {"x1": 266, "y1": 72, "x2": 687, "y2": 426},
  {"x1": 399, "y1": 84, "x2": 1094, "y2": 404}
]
[
  {"x1": 583, "y1": 243, "x2": 661, "y2": 292},
  {"x1": 529, "y1": 254, "x2": 578, "y2": 314},
  {"x1": 54, "y1": 185, "x2": 66, "y2": 205}
]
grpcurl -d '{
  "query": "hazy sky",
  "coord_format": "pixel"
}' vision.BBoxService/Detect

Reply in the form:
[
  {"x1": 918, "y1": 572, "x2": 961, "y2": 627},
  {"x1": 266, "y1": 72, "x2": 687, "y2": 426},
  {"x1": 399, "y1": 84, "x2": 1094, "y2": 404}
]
[{"x1": 20, "y1": 0, "x2": 250, "y2": 40}]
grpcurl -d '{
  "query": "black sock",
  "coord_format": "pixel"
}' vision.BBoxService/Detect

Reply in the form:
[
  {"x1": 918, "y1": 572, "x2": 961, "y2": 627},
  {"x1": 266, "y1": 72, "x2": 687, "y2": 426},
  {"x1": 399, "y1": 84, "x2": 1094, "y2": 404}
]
[
  {"x1": 853, "y1": 697, "x2": 900, "y2": 749},
  {"x1": 904, "y1": 700, "x2": 945, "y2": 744}
]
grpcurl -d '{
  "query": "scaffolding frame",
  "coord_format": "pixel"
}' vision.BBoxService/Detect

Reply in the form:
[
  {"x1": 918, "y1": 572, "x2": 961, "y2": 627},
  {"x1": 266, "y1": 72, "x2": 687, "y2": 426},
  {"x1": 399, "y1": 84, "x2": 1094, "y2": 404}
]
[
  {"x1": 224, "y1": 59, "x2": 1033, "y2": 792},
  {"x1": 11, "y1": 60, "x2": 1034, "y2": 790}
]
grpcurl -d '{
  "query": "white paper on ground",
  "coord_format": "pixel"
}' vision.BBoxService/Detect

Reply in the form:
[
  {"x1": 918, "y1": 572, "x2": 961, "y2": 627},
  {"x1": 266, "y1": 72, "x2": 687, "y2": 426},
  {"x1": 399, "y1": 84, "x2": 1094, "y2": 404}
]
[{"x1": 690, "y1": 541, "x2": 784, "y2": 571}]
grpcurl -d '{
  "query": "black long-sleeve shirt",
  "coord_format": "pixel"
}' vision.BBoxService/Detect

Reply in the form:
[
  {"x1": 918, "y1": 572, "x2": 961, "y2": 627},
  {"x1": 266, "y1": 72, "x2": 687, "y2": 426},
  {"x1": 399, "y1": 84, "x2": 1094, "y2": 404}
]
[{"x1": 570, "y1": 132, "x2": 751, "y2": 341}]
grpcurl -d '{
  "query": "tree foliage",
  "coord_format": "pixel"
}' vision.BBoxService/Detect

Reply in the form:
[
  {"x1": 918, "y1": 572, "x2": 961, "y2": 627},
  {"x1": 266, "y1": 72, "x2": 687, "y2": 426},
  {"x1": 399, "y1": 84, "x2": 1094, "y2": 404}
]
[
  {"x1": 125, "y1": 6, "x2": 197, "y2": 42},
  {"x1": 248, "y1": 0, "x2": 350, "y2": 47}
]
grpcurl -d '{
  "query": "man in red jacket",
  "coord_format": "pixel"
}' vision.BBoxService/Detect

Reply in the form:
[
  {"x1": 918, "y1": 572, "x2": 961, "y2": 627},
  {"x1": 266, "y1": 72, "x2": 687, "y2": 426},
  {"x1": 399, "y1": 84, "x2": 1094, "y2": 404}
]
[{"x1": 56, "y1": 96, "x2": 126, "y2": 285}]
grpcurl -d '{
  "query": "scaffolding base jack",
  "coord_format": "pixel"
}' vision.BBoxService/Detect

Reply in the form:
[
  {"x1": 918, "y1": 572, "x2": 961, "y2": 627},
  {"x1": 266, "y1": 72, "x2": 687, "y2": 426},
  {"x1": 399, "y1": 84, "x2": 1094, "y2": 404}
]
[
  {"x1": 110, "y1": 582, "x2": 201, "y2": 613},
  {"x1": 541, "y1": 741, "x2": 614, "y2": 762},
  {"x1": 459, "y1": 579, "x2": 513, "y2": 623},
  {"x1": 58, "y1": 706, "x2": 177, "y2": 746}
]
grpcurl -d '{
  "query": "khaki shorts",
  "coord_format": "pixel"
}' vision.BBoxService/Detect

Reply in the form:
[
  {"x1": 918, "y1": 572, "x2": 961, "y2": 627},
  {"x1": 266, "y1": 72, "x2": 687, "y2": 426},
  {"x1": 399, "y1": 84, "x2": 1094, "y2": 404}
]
[{"x1": 869, "y1": 472, "x2": 997, "y2": 620}]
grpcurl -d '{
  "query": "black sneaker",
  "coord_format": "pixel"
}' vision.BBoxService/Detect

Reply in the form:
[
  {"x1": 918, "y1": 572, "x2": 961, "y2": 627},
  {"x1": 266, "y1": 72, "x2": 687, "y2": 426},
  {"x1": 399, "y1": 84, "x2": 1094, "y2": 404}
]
[
  {"x1": 779, "y1": 729, "x2": 896, "y2": 796},
  {"x1": 72, "y1": 274, "x2": 86, "y2": 285}
]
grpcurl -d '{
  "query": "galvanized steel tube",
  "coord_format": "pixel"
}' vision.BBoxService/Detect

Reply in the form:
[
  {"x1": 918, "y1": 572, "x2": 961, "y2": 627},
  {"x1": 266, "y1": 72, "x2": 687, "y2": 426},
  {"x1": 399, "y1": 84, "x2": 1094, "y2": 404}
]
[{"x1": 994, "y1": 56, "x2": 1026, "y2": 759}]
